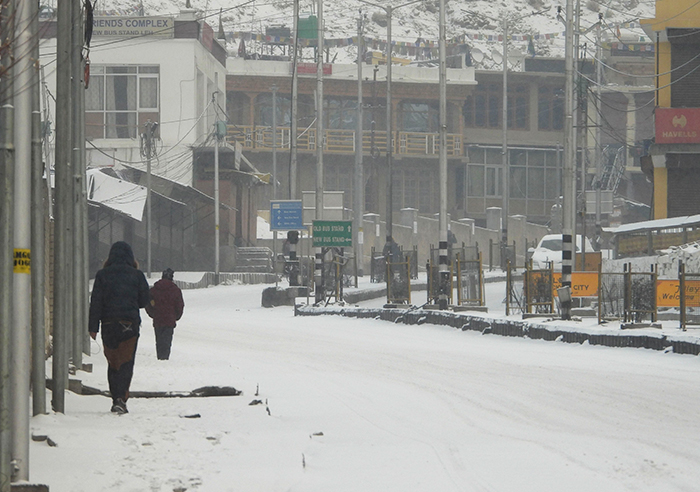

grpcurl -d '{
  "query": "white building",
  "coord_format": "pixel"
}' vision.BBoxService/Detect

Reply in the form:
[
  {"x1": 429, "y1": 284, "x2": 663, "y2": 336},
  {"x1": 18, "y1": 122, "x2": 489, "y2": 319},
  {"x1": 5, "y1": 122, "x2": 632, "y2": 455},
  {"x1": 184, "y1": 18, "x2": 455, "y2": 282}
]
[{"x1": 39, "y1": 7, "x2": 227, "y2": 186}]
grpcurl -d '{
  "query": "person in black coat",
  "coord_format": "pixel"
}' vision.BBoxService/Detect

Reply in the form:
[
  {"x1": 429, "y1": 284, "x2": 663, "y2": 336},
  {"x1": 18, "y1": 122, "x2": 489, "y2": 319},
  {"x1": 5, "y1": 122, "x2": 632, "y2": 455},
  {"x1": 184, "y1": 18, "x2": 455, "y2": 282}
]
[{"x1": 88, "y1": 241, "x2": 150, "y2": 414}]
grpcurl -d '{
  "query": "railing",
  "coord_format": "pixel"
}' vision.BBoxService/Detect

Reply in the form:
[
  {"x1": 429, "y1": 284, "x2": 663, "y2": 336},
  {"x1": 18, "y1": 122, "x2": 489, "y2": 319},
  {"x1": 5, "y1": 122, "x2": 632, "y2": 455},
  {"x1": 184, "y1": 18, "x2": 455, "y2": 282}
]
[{"x1": 227, "y1": 125, "x2": 463, "y2": 157}]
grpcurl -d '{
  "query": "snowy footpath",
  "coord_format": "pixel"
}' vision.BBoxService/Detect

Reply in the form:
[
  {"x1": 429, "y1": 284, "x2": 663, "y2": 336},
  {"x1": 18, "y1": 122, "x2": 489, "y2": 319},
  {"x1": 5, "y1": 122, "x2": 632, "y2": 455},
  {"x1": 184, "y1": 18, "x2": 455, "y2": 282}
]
[{"x1": 29, "y1": 278, "x2": 700, "y2": 492}]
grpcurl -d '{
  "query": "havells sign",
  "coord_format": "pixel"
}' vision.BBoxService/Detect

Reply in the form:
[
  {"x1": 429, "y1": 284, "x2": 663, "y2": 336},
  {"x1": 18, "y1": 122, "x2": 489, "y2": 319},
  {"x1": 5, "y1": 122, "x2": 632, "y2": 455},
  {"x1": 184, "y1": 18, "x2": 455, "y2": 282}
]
[{"x1": 656, "y1": 108, "x2": 700, "y2": 144}]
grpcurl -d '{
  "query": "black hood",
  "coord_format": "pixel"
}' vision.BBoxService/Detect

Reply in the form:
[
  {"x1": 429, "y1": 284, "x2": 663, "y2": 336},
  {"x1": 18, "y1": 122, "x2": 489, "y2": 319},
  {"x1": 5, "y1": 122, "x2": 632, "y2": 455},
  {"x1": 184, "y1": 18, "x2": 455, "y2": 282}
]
[{"x1": 105, "y1": 241, "x2": 136, "y2": 267}]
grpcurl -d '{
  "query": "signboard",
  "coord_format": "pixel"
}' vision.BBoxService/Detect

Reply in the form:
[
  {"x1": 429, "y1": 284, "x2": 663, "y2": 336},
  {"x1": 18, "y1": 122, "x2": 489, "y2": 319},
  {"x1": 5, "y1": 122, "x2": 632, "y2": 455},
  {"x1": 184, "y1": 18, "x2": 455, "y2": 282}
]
[
  {"x1": 302, "y1": 191, "x2": 344, "y2": 225},
  {"x1": 655, "y1": 107, "x2": 700, "y2": 144},
  {"x1": 552, "y1": 272, "x2": 598, "y2": 297},
  {"x1": 657, "y1": 279, "x2": 700, "y2": 308},
  {"x1": 312, "y1": 220, "x2": 352, "y2": 247},
  {"x1": 585, "y1": 190, "x2": 614, "y2": 215},
  {"x1": 297, "y1": 63, "x2": 332, "y2": 75},
  {"x1": 92, "y1": 17, "x2": 175, "y2": 38},
  {"x1": 13, "y1": 249, "x2": 30, "y2": 274},
  {"x1": 270, "y1": 200, "x2": 303, "y2": 230}
]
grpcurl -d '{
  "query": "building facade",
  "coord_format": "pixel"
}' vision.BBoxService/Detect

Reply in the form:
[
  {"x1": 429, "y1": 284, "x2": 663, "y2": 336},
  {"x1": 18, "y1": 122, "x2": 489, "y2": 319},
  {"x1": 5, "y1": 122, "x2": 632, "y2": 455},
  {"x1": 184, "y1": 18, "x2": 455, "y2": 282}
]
[{"x1": 642, "y1": 0, "x2": 700, "y2": 219}]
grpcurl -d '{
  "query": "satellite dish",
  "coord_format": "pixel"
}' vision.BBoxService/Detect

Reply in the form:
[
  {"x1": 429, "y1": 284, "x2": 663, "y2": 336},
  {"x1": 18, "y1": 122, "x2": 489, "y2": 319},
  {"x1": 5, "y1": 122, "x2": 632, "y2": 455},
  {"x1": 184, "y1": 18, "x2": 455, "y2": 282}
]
[
  {"x1": 491, "y1": 48, "x2": 503, "y2": 65},
  {"x1": 507, "y1": 48, "x2": 524, "y2": 69},
  {"x1": 471, "y1": 48, "x2": 484, "y2": 64}
]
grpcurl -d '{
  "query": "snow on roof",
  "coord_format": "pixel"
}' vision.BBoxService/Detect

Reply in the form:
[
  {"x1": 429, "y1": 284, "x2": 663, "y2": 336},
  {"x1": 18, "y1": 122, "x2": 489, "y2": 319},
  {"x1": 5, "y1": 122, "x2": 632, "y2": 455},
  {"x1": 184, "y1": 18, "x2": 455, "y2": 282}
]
[
  {"x1": 87, "y1": 168, "x2": 146, "y2": 221},
  {"x1": 604, "y1": 214, "x2": 700, "y2": 235}
]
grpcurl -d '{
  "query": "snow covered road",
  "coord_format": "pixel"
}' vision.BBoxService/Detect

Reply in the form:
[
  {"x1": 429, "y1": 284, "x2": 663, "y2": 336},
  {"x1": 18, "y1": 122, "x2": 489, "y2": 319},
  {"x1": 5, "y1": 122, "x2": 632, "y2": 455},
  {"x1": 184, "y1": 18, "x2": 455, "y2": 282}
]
[{"x1": 32, "y1": 282, "x2": 700, "y2": 491}]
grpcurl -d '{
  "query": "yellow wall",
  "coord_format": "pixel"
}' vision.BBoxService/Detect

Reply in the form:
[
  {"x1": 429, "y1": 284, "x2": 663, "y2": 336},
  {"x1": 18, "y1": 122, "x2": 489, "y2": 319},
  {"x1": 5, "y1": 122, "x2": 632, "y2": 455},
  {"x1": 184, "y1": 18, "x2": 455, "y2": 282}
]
[
  {"x1": 641, "y1": 0, "x2": 700, "y2": 107},
  {"x1": 653, "y1": 166, "x2": 668, "y2": 219}
]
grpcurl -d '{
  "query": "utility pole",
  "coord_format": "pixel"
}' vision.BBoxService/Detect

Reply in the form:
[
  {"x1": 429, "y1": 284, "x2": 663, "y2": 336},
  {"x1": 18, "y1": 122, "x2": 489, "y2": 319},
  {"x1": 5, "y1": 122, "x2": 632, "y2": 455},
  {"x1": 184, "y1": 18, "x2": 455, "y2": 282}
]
[
  {"x1": 272, "y1": 84, "x2": 278, "y2": 201},
  {"x1": 438, "y1": 0, "x2": 449, "y2": 309},
  {"x1": 355, "y1": 12, "x2": 365, "y2": 277},
  {"x1": 314, "y1": 0, "x2": 325, "y2": 304},
  {"x1": 385, "y1": 4, "x2": 394, "y2": 255},
  {"x1": 0, "y1": 0, "x2": 15, "y2": 486},
  {"x1": 594, "y1": 15, "x2": 603, "y2": 245},
  {"x1": 290, "y1": 0, "x2": 299, "y2": 200},
  {"x1": 30, "y1": 0, "x2": 46, "y2": 417},
  {"x1": 71, "y1": 0, "x2": 85, "y2": 371},
  {"x1": 213, "y1": 107, "x2": 221, "y2": 285},
  {"x1": 141, "y1": 120, "x2": 158, "y2": 278},
  {"x1": 501, "y1": 16, "x2": 509, "y2": 270},
  {"x1": 562, "y1": 0, "x2": 576, "y2": 320},
  {"x1": 53, "y1": 0, "x2": 74, "y2": 416},
  {"x1": 12, "y1": 0, "x2": 34, "y2": 478}
]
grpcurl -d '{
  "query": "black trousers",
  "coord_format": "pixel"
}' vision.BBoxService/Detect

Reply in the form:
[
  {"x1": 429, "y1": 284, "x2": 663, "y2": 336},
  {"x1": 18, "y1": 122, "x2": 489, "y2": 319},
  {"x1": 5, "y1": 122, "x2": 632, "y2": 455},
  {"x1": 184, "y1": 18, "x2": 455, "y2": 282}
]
[
  {"x1": 101, "y1": 320, "x2": 140, "y2": 402},
  {"x1": 154, "y1": 326, "x2": 174, "y2": 360}
]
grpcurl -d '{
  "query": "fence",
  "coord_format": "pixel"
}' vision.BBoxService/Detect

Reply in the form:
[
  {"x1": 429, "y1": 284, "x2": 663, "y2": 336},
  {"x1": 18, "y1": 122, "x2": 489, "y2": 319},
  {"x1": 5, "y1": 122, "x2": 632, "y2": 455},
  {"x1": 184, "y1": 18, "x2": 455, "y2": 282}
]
[
  {"x1": 524, "y1": 263, "x2": 555, "y2": 314},
  {"x1": 455, "y1": 251, "x2": 484, "y2": 307},
  {"x1": 386, "y1": 256, "x2": 411, "y2": 305},
  {"x1": 598, "y1": 263, "x2": 657, "y2": 324}
]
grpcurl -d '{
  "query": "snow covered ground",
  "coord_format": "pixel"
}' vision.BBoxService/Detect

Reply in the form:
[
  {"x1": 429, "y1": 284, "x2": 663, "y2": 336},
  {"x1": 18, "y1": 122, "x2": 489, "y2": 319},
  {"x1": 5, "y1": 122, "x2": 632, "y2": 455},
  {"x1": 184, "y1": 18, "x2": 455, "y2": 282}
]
[{"x1": 30, "y1": 277, "x2": 700, "y2": 492}]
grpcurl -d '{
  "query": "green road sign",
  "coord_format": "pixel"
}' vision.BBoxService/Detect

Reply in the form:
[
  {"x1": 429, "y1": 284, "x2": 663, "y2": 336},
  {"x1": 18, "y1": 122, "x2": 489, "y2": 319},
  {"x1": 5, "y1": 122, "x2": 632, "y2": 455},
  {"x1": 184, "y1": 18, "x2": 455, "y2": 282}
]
[{"x1": 312, "y1": 220, "x2": 352, "y2": 247}]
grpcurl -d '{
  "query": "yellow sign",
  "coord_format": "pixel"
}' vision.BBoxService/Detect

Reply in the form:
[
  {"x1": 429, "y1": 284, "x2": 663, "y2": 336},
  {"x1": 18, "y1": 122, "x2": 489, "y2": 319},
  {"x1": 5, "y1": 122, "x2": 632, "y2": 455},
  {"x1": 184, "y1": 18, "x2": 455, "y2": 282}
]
[
  {"x1": 13, "y1": 249, "x2": 30, "y2": 274},
  {"x1": 552, "y1": 272, "x2": 599, "y2": 297},
  {"x1": 656, "y1": 279, "x2": 700, "y2": 307}
]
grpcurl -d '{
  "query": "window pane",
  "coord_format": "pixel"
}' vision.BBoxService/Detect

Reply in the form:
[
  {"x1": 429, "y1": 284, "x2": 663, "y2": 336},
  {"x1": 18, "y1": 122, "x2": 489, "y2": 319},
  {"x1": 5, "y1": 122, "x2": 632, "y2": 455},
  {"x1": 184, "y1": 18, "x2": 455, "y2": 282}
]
[
  {"x1": 106, "y1": 112, "x2": 136, "y2": 139},
  {"x1": 468, "y1": 165, "x2": 484, "y2": 197},
  {"x1": 486, "y1": 167, "x2": 502, "y2": 196},
  {"x1": 139, "y1": 66, "x2": 159, "y2": 73},
  {"x1": 106, "y1": 75, "x2": 136, "y2": 111},
  {"x1": 545, "y1": 167, "x2": 559, "y2": 199},
  {"x1": 529, "y1": 150, "x2": 545, "y2": 166},
  {"x1": 475, "y1": 94, "x2": 486, "y2": 127},
  {"x1": 488, "y1": 94, "x2": 499, "y2": 128},
  {"x1": 106, "y1": 66, "x2": 137, "y2": 74},
  {"x1": 86, "y1": 75, "x2": 104, "y2": 111},
  {"x1": 468, "y1": 147, "x2": 484, "y2": 163},
  {"x1": 485, "y1": 148, "x2": 501, "y2": 165},
  {"x1": 528, "y1": 167, "x2": 545, "y2": 199},
  {"x1": 139, "y1": 77, "x2": 158, "y2": 109},
  {"x1": 510, "y1": 166, "x2": 526, "y2": 198}
]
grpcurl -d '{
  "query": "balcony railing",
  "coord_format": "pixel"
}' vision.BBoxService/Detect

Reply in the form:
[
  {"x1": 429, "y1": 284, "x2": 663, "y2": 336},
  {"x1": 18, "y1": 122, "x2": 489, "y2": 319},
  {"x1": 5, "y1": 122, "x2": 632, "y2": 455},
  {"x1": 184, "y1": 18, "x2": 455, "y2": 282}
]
[{"x1": 227, "y1": 125, "x2": 463, "y2": 157}]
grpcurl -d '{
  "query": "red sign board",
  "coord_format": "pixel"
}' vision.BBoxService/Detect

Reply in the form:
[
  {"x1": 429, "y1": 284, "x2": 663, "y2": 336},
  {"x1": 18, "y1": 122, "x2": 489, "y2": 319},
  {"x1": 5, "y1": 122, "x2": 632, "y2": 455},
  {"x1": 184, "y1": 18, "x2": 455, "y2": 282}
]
[
  {"x1": 656, "y1": 107, "x2": 700, "y2": 144},
  {"x1": 297, "y1": 63, "x2": 332, "y2": 75}
]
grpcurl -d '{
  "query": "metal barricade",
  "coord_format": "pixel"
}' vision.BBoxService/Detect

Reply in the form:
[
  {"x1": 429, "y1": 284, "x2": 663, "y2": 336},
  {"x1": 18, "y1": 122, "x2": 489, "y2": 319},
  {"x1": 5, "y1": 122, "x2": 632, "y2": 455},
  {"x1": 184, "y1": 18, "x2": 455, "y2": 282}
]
[
  {"x1": 524, "y1": 261, "x2": 555, "y2": 314},
  {"x1": 598, "y1": 263, "x2": 657, "y2": 324},
  {"x1": 456, "y1": 251, "x2": 484, "y2": 306},
  {"x1": 387, "y1": 255, "x2": 411, "y2": 305},
  {"x1": 679, "y1": 261, "x2": 700, "y2": 331},
  {"x1": 626, "y1": 264, "x2": 657, "y2": 323},
  {"x1": 370, "y1": 246, "x2": 385, "y2": 283},
  {"x1": 506, "y1": 261, "x2": 525, "y2": 316}
]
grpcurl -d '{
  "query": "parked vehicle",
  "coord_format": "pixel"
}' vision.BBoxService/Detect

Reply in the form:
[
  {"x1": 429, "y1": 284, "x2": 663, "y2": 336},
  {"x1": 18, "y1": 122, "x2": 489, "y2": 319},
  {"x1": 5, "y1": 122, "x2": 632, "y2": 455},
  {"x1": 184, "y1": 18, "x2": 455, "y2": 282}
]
[{"x1": 528, "y1": 234, "x2": 595, "y2": 271}]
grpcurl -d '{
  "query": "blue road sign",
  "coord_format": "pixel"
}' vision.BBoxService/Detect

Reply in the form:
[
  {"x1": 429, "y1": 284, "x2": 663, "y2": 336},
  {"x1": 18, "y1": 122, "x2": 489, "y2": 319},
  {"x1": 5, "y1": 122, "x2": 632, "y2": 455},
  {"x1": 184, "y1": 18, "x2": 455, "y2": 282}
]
[{"x1": 270, "y1": 200, "x2": 303, "y2": 230}]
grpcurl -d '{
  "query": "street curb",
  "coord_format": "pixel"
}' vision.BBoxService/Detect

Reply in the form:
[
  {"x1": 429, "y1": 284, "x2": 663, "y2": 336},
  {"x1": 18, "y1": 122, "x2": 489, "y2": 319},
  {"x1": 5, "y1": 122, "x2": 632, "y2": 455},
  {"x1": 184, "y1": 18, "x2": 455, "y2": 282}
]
[{"x1": 294, "y1": 305, "x2": 700, "y2": 355}]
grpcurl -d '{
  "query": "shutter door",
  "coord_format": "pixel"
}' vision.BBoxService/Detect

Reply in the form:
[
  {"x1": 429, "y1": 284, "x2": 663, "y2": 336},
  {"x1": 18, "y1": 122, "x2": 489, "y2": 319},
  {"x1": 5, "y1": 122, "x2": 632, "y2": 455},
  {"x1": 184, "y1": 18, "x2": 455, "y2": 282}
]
[
  {"x1": 667, "y1": 164, "x2": 700, "y2": 218},
  {"x1": 670, "y1": 29, "x2": 700, "y2": 108}
]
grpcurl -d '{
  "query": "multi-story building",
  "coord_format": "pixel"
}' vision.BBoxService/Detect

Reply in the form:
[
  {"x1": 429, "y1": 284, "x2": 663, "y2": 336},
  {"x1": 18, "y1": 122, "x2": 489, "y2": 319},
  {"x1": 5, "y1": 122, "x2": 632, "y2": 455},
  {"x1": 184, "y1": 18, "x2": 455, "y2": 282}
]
[
  {"x1": 40, "y1": 8, "x2": 265, "y2": 272},
  {"x1": 642, "y1": 0, "x2": 700, "y2": 219},
  {"x1": 226, "y1": 48, "x2": 654, "y2": 231}
]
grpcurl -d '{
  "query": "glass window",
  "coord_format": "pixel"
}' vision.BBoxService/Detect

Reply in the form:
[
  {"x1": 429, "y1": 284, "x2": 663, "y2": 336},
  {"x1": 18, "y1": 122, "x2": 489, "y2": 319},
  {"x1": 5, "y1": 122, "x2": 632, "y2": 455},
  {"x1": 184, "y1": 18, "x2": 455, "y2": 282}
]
[
  {"x1": 486, "y1": 166, "x2": 502, "y2": 197},
  {"x1": 510, "y1": 166, "x2": 527, "y2": 199},
  {"x1": 464, "y1": 84, "x2": 502, "y2": 128},
  {"x1": 139, "y1": 78, "x2": 158, "y2": 109},
  {"x1": 400, "y1": 102, "x2": 436, "y2": 132},
  {"x1": 468, "y1": 165, "x2": 484, "y2": 197},
  {"x1": 528, "y1": 167, "x2": 545, "y2": 199},
  {"x1": 86, "y1": 64, "x2": 160, "y2": 139},
  {"x1": 538, "y1": 85, "x2": 564, "y2": 131}
]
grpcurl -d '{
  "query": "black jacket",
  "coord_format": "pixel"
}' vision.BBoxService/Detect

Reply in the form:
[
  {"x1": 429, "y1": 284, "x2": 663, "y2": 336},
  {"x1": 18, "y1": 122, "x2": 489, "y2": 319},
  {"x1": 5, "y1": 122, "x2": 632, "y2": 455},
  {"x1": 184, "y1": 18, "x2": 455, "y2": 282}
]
[{"x1": 88, "y1": 241, "x2": 150, "y2": 334}]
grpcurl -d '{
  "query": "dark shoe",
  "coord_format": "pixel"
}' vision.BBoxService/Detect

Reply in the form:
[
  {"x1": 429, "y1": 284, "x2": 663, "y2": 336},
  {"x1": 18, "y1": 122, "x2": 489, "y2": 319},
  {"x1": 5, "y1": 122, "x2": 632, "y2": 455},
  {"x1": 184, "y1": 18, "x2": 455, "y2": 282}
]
[{"x1": 110, "y1": 398, "x2": 128, "y2": 414}]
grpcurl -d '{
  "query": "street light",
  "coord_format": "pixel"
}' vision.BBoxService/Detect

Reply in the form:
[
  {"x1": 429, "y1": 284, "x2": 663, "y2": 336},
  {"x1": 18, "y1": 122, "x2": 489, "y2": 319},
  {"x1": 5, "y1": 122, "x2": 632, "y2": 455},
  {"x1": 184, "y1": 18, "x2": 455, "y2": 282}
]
[{"x1": 357, "y1": 0, "x2": 424, "y2": 260}]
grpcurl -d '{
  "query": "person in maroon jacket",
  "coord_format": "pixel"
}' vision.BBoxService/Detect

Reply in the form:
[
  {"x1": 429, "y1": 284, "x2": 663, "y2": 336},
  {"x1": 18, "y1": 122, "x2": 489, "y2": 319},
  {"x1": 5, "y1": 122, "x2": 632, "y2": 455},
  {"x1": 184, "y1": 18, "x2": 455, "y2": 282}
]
[{"x1": 145, "y1": 268, "x2": 184, "y2": 360}]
